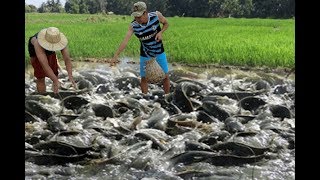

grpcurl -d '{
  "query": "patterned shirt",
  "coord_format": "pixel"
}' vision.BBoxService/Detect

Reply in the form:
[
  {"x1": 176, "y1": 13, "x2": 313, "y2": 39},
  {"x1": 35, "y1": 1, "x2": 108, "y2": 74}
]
[{"x1": 131, "y1": 12, "x2": 164, "y2": 57}]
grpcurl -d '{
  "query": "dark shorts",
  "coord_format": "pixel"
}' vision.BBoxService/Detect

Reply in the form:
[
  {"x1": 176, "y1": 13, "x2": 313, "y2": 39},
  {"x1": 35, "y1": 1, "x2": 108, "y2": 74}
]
[{"x1": 30, "y1": 53, "x2": 58, "y2": 79}]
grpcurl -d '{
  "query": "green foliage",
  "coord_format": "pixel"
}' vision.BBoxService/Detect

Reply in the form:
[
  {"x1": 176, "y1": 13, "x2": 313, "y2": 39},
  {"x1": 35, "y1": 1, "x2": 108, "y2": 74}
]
[
  {"x1": 25, "y1": 13, "x2": 294, "y2": 68},
  {"x1": 251, "y1": 0, "x2": 295, "y2": 18},
  {"x1": 65, "y1": 0, "x2": 80, "y2": 14},
  {"x1": 26, "y1": 4, "x2": 38, "y2": 13},
  {"x1": 28, "y1": 0, "x2": 294, "y2": 18},
  {"x1": 38, "y1": 0, "x2": 64, "y2": 13},
  {"x1": 79, "y1": 0, "x2": 89, "y2": 14}
]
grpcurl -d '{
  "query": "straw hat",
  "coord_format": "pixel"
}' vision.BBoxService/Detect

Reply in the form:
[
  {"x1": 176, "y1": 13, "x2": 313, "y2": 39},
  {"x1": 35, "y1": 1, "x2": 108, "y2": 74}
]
[{"x1": 37, "y1": 27, "x2": 68, "y2": 51}]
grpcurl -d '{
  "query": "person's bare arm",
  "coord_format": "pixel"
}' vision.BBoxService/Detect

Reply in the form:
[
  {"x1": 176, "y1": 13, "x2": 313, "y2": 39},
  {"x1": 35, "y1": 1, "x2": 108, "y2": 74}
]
[
  {"x1": 32, "y1": 37, "x2": 60, "y2": 92},
  {"x1": 155, "y1": 11, "x2": 169, "y2": 42},
  {"x1": 111, "y1": 25, "x2": 134, "y2": 65},
  {"x1": 61, "y1": 47, "x2": 77, "y2": 89}
]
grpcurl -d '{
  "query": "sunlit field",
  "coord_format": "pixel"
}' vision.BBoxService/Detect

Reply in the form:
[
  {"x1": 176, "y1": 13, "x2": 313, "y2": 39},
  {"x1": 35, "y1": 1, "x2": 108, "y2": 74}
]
[{"x1": 25, "y1": 13, "x2": 294, "y2": 68}]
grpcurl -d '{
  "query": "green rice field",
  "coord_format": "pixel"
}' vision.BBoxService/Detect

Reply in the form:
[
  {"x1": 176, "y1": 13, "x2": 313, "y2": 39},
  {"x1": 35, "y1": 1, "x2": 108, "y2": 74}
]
[{"x1": 25, "y1": 13, "x2": 295, "y2": 68}]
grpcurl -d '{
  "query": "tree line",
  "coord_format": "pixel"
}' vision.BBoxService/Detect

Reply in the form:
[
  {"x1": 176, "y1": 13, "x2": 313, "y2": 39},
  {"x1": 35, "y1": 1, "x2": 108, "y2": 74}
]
[{"x1": 25, "y1": 0, "x2": 295, "y2": 18}]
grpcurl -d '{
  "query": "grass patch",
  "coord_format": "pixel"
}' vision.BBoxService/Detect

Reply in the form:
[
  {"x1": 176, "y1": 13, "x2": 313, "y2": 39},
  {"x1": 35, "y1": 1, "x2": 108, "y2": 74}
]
[{"x1": 25, "y1": 13, "x2": 294, "y2": 68}]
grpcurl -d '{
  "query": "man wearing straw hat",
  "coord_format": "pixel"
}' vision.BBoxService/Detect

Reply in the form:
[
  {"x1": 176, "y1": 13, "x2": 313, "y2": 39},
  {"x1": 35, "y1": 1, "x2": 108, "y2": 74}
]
[
  {"x1": 111, "y1": 1, "x2": 170, "y2": 94},
  {"x1": 28, "y1": 27, "x2": 77, "y2": 94}
]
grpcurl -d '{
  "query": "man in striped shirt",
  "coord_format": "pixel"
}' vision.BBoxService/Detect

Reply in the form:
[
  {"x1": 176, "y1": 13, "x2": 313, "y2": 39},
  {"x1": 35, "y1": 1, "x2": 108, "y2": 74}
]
[{"x1": 111, "y1": 1, "x2": 170, "y2": 94}]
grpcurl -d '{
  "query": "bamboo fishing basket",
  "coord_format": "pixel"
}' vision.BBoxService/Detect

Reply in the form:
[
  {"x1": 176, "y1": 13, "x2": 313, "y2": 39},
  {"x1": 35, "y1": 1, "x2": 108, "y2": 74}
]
[{"x1": 145, "y1": 58, "x2": 165, "y2": 84}]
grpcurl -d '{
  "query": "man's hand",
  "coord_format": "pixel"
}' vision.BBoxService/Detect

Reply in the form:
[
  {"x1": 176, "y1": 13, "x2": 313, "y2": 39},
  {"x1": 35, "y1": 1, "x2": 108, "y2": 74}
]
[
  {"x1": 155, "y1": 32, "x2": 163, "y2": 42},
  {"x1": 52, "y1": 80, "x2": 61, "y2": 94},
  {"x1": 69, "y1": 76, "x2": 78, "y2": 90}
]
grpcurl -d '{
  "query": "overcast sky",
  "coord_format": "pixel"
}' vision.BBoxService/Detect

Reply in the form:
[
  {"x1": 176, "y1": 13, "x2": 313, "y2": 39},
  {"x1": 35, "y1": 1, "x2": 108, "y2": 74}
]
[{"x1": 25, "y1": 0, "x2": 66, "y2": 8}]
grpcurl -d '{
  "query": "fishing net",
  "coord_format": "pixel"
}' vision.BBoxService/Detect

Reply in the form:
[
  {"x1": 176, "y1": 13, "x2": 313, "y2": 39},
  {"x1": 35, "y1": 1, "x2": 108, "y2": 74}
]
[{"x1": 145, "y1": 58, "x2": 165, "y2": 84}]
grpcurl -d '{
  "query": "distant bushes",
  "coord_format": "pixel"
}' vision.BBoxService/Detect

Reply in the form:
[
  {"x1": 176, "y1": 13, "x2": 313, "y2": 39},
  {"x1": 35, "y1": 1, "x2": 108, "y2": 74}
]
[{"x1": 26, "y1": 0, "x2": 295, "y2": 19}]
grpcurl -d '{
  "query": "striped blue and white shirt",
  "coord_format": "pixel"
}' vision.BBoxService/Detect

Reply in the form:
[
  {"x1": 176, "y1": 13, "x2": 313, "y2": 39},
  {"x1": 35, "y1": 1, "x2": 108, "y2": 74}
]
[{"x1": 131, "y1": 12, "x2": 164, "y2": 58}]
